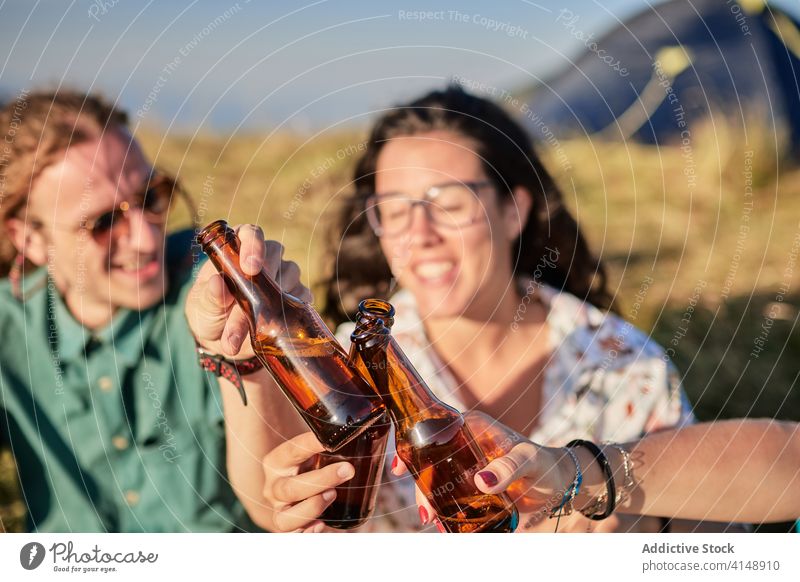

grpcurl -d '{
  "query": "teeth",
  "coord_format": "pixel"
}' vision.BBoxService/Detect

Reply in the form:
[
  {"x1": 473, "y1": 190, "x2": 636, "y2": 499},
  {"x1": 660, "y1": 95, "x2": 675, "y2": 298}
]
[
  {"x1": 116, "y1": 259, "x2": 154, "y2": 271},
  {"x1": 414, "y1": 261, "x2": 454, "y2": 279}
]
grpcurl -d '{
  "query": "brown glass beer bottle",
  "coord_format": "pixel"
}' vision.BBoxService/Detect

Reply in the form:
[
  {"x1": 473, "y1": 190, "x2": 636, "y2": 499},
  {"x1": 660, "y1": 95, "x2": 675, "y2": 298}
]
[
  {"x1": 315, "y1": 416, "x2": 390, "y2": 529},
  {"x1": 352, "y1": 299, "x2": 519, "y2": 533},
  {"x1": 197, "y1": 220, "x2": 385, "y2": 451},
  {"x1": 314, "y1": 305, "x2": 393, "y2": 529}
]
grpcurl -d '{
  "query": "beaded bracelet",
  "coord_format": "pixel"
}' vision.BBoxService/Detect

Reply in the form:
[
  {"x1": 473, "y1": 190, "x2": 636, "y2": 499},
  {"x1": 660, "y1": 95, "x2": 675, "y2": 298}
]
[
  {"x1": 196, "y1": 345, "x2": 263, "y2": 406},
  {"x1": 549, "y1": 447, "x2": 583, "y2": 521},
  {"x1": 566, "y1": 439, "x2": 616, "y2": 521}
]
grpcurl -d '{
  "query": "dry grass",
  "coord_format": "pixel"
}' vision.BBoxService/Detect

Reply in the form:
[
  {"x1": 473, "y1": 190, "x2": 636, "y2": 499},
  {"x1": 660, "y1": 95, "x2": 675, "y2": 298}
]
[
  {"x1": 550, "y1": 121, "x2": 799, "y2": 424},
  {"x1": 2, "y1": 121, "x2": 798, "y2": 531},
  {"x1": 138, "y1": 125, "x2": 365, "y2": 284}
]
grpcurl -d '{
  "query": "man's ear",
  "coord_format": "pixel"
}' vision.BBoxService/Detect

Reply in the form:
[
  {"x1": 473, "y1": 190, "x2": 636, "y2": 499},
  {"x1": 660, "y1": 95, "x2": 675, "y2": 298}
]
[
  {"x1": 5, "y1": 217, "x2": 48, "y2": 266},
  {"x1": 502, "y1": 186, "x2": 533, "y2": 241}
]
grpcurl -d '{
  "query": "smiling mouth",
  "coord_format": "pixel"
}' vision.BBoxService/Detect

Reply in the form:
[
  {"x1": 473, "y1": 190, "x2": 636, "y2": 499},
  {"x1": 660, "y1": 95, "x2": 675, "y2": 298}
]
[
  {"x1": 412, "y1": 260, "x2": 457, "y2": 283},
  {"x1": 111, "y1": 255, "x2": 161, "y2": 279}
]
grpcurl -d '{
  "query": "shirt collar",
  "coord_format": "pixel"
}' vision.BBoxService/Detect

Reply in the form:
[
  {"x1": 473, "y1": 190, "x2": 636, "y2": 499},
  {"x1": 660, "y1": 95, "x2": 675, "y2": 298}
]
[{"x1": 49, "y1": 278, "x2": 156, "y2": 367}]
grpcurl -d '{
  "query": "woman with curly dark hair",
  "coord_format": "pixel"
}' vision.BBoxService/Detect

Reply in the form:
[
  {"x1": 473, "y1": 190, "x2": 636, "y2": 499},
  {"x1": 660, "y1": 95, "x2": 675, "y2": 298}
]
[
  {"x1": 321, "y1": 86, "x2": 614, "y2": 324},
  {"x1": 256, "y1": 86, "x2": 694, "y2": 533}
]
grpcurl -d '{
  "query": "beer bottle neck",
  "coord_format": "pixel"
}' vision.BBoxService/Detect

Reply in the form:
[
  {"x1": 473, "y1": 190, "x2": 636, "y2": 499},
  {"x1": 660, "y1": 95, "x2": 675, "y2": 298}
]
[
  {"x1": 361, "y1": 334, "x2": 456, "y2": 426},
  {"x1": 202, "y1": 236, "x2": 281, "y2": 321}
]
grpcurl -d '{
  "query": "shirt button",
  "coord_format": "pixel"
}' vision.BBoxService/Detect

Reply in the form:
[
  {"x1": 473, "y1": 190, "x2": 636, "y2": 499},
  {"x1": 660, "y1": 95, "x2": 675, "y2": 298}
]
[
  {"x1": 112, "y1": 436, "x2": 129, "y2": 451},
  {"x1": 125, "y1": 490, "x2": 140, "y2": 506},
  {"x1": 98, "y1": 377, "x2": 114, "y2": 392}
]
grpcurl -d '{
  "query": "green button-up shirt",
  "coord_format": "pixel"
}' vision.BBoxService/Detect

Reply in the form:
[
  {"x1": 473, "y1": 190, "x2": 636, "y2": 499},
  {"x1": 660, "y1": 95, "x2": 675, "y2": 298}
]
[{"x1": 0, "y1": 231, "x2": 254, "y2": 532}]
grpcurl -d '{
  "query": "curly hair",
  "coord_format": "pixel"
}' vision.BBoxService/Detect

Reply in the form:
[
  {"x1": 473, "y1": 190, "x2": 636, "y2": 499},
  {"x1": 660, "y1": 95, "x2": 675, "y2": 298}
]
[
  {"x1": 320, "y1": 85, "x2": 613, "y2": 326},
  {"x1": 0, "y1": 89, "x2": 127, "y2": 276}
]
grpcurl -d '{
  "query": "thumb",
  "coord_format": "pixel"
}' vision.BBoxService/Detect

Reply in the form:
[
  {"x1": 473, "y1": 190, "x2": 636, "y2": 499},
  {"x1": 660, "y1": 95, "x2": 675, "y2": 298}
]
[
  {"x1": 188, "y1": 271, "x2": 235, "y2": 345},
  {"x1": 474, "y1": 442, "x2": 539, "y2": 494}
]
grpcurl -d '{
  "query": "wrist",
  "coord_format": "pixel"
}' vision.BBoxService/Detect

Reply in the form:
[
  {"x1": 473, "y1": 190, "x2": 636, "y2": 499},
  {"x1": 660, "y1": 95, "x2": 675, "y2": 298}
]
[
  {"x1": 196, "y1": 343, "x2": 256, "y2": 363},
  {"x1": 548, "y1": 447, "x2": 582, "y2": 520},
  {"x1": 196, "y1": 345, "x2": 264, "y2": 405},
  {"x1": 571, "y1": 446, "x2": 604, "y2": 507},
  {"x1": 552, "y1": 447, "x2": 578, "y2": 496},
  {"x1": 567, "y1": 440, "x2": 617, "y2": 520}
]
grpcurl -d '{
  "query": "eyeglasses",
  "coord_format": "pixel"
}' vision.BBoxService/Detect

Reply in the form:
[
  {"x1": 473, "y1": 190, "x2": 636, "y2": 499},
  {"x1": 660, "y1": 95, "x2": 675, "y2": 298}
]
[
  {"x1": 365, "y1": 180, "x2": 493, "y2": 237},
  {"x1": 30, "y1": 173, "x2": 175, "y2": 246}
]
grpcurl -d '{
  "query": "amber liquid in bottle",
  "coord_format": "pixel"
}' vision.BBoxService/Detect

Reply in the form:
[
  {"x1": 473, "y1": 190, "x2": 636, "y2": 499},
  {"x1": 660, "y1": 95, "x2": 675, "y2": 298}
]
[
  {"x1": 464, "y1": 409, "x2": 521, "y2": 462},
  {"x1": 352, "y1": 299, "x2": 519, "y2": 533},
  {"x1": 464, "y1": 410, "x2": 540, "y2": 514},
  {"x1": 314, "y1": 308, "x2": 393, "y2": 529},
  {"x1": 315, "y1": 414, "x2": 390, "y2": 529},
  {"x1": 197, "y1": 220, "x2": 385, "y2": 451}
]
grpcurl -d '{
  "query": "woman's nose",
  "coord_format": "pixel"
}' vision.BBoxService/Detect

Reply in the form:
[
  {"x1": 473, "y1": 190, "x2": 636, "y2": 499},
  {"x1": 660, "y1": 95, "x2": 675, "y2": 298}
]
[{"x1": 406, "y1": 203, "x2": 440, "y2": 245}]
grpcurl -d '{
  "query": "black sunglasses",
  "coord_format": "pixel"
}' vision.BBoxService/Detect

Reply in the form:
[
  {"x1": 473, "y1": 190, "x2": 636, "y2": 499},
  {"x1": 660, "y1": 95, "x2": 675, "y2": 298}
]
[{"x1": 30, "y1": 173, "x2": 176, "y2": 245}]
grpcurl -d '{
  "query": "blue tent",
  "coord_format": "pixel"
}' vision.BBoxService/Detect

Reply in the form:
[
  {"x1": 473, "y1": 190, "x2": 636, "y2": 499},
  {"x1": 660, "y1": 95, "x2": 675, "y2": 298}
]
[{"x1": 523, "y1": 0, "x2": 800, "y2": 153}]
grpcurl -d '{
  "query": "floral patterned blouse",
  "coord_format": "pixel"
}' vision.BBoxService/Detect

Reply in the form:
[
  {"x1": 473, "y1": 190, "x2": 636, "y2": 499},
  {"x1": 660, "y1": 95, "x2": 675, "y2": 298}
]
[{"x1": 335, "y1": 282, "x2": 695, "y2": 532}]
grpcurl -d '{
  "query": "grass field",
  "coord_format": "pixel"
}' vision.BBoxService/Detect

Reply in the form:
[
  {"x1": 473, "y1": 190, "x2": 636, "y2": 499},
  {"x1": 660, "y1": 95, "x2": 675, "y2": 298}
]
[{"x1": 2, "y1": 121, "x2": 798, "y2": 532}]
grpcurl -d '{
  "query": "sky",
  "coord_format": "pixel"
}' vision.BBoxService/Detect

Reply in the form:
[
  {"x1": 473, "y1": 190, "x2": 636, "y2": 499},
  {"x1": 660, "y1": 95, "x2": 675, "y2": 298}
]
[{"x1": 1, "y1": 0, "x2": 798, "y2": 132}]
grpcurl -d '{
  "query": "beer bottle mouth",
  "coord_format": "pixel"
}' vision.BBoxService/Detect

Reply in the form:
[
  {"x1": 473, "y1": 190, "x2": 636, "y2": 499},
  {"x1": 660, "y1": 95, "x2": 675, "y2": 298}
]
[
  {"x1": 196, "y1": 219, "x2": 238, "y2": 249},
  {"x1": 358, "y1": 298, "x2": 395, "y2": 318},
  {"x1": 351, "y1": 299, "x2": 395, "y2": 344}
]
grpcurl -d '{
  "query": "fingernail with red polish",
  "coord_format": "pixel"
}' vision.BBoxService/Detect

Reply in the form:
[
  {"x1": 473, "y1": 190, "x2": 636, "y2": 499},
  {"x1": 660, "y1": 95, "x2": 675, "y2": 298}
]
[
  {"x1": 434, "y1": 519, "x2": 446, "y2": 533},
  {"x1": 478, "y1": 471, "x2": 498, "y2": 487},
  {"x1": 418, "y1": 506, "x2": 429, "y2": 525},
  {"x1": 391, "y1": 457, "x2": 398, "y2": 472}
]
